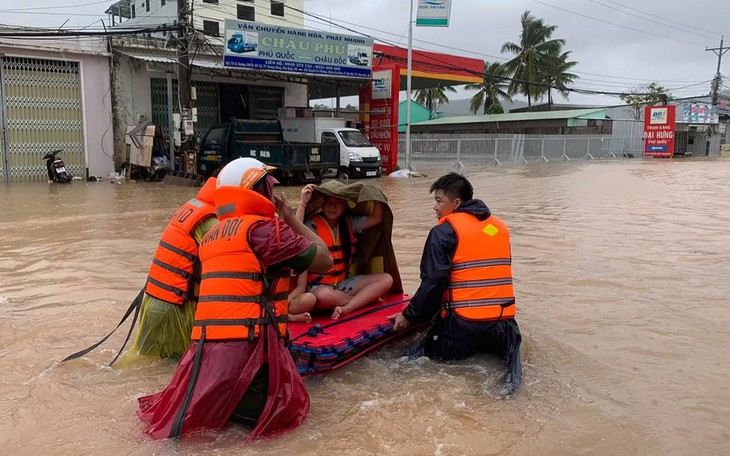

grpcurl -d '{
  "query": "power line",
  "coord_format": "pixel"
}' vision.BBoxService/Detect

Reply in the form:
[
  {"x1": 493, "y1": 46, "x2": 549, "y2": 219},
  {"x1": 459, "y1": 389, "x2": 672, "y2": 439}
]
[
  {"x1": 586, "y1": 0, "x2": 719, "y2": 41},
  {"x1": 532, "y1": 0, "x2": 706, "y2": 47},
  {"x1": 0, "y1": 0, "x2": 112, "y2": 12},
  {"x1": 0, "y1": 24, "x2": 177, "y2": 38},
  {"x1": 299, "y1": 3, "x2": 710, "y2": 85},
  {"x1": 286, "y1": 3, "x2": 707, "y2": 98},
  {"x1": 598, "y1": 0, "x2": 728, "y2": 38}
]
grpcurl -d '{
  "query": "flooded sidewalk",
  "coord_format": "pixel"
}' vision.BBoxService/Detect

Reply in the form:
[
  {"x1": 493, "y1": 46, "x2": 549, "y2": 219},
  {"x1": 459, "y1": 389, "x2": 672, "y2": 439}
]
[{"x1": 2, "y1": 159, "x2": 730, "y2": 455}]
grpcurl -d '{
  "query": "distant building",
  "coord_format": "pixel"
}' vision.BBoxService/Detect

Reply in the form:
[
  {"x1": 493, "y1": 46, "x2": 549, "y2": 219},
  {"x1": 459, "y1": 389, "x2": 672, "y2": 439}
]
[
  {"x1": 0, "y1": 33, "x2": 114, "y2": 182},
  {"x1": 398, "y1": 100, "x2": 444, "y2": 133},
  {"x1": 411, "y1": 108, "x2": 611, "y2": 135}
]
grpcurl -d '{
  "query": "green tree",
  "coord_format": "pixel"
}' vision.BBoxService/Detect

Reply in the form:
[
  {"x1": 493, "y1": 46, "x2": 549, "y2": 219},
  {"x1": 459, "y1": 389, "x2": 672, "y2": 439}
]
[
  {"x1": 487, "y1": 102, "x2": 504, "y2": 114},
  {"x1": 544, "y1": 50, "x2": 578, "y2": 109},
  {"x1": 413, "y1": 85, "x2": 458, "y2": 119},
  {"x1": 501, "y1": 11, "x2": 566, "y2": 109},
  {"x1": 620, "y1": 82, "x2": 672, "y2": 120},
  {"x1": 465, "y1": 61, "x2": 512, "y2": 114}
]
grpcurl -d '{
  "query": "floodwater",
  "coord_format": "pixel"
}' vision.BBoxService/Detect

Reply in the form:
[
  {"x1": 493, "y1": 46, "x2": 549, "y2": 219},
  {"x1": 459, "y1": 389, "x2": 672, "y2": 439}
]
[{"x1": 2, "y1": 158, "x2": 730, "y2": 455}]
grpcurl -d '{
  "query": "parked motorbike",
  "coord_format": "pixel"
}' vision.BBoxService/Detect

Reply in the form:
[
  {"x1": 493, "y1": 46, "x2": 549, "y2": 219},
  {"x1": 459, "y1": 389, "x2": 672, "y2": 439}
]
[{"x1": 43, "y1": 149, "x2": 72, "y2": 183}]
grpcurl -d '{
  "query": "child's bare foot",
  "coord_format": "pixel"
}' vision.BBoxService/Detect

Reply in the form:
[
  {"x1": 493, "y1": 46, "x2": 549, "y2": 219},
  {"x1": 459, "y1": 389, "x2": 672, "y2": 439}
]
[
  {"x1": 289, "y1": 312, "x2": 312, "y2": 324},
  {"x1": 331, "y1": 306, "x2": 345, "y2": 320}
]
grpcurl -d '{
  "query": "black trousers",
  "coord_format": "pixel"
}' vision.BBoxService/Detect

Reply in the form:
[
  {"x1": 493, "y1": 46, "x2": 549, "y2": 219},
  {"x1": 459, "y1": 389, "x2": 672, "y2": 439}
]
[{"x1": 406, "y1": 315, "x2": 523, "y2": 395}]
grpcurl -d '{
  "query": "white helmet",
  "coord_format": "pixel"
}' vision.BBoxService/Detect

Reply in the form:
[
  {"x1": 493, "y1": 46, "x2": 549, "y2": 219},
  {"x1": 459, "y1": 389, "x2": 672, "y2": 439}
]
[{"x1": 216, "y1": 157, "x2": 276, "y2": 190}]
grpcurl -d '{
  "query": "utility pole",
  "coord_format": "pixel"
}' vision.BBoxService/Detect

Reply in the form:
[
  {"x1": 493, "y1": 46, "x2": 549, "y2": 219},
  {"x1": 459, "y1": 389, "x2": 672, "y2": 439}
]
[
  {"x1": 405, "y1": 0, "x2": 414, "y2": 170},
  {"x1": 176, "y1": 0, "x2": 192, "y2": 165},
  {"x1": 706, "y1": 36, "x2": 729, "y2": 106}
]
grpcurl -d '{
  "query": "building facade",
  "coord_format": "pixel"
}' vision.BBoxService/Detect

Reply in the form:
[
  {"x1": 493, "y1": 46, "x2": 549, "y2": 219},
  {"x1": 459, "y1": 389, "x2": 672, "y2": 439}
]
[
  {"x1": 0, "y1": 34, "x2": 115, "y2": 183},
  {"x1": 106, "y1": 0, "x2": 304, "y2": 33}
]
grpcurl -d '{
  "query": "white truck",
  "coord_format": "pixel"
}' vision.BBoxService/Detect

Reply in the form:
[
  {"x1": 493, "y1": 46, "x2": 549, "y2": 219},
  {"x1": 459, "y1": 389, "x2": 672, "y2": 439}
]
[{"x1": 279, "y1": 117, "x2": 382, "y2": 179}]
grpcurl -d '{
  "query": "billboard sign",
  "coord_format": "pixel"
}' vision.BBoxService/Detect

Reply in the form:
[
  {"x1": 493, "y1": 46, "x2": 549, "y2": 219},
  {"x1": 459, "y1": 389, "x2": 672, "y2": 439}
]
[
  {"x1": 416, "y1": 0, "x2": 453, "y2": 27},
  {"x1": 362, "y1": 66, "x2": 400, "y2": 173},
  {"x1": 679, "y1": 102, "x2": 719, "y2": 124},
  {"x1": 644, "y1": 105, "x2": 676, "y2": 158},
  {"x1": 371, "y1": 69, "x2": 392, "y2": 100},
  {"x1": 223, "y1": 19, "x2": 373, "y2": 79}
]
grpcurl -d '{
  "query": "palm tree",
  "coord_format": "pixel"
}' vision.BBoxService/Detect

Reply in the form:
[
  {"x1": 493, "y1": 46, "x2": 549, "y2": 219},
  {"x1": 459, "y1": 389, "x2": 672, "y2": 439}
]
[
  {"x1": 412, "y1": 85, "x2": 457, "y2": 119},
  {"x1": 501, "y1": 11, "x2": 565, "y2": 109},
  {"x1": 465, "y1": 61, "x2": 512, "y2": 114},
  {"x1": 544, "y1": 50, "x2": 578, "y2": 109}
]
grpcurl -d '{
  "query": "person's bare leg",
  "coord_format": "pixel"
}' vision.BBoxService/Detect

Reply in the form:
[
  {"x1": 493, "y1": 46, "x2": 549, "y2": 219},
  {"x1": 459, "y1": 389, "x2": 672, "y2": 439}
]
[
  {"x1": 332, "y1": 273, "x2": 393, "y2": 320},
  {"x1": 313, "y1": 287, "x2": 351, "y2": 310},
  {"x1": 289, "y1": 292, "x2": 317, "y2": 324}
]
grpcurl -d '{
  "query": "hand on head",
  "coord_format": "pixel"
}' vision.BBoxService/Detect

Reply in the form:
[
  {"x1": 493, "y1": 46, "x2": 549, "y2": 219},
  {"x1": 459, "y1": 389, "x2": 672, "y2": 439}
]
[
  {"x1": 274, "y1": 192, "x2": 294, "y2": 221},
  {"x1": 300, "y1": 184, "x2": 317, "y2": 206}
]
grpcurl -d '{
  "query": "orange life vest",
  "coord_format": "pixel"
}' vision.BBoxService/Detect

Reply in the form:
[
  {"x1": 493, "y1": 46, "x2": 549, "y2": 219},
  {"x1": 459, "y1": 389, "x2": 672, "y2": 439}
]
[
  {"x1": 145, "y1": 197, "x2": 216, "y2": 305},
  {"x1": 440, "y1": 211, "x2": 516, "y2": 322},
  {"x1": 191, "y1": 186, "x2": 291, "y2": 342},
  {"x1": 307, "y1": 214, "x2": 356, "y2": 286}
]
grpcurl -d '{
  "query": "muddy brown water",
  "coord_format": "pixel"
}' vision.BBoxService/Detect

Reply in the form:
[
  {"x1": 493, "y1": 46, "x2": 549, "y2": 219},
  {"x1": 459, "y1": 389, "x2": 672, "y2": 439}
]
[{"x1": 2, "y1": 159, "x2": 730, "y2": 455}]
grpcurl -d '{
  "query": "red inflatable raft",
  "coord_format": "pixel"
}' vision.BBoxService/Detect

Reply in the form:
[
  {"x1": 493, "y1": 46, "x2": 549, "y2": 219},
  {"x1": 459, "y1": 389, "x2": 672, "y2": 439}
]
[{"x1": 288, "y1": 294, "x2": 425, "y2": 376}]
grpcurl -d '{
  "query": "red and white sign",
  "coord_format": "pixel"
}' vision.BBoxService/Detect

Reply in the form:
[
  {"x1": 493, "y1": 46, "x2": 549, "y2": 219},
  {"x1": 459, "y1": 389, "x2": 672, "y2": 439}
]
[
  {"x1": 644, "y1": 105, "x2": 676, "y2": 158},
  {"x1": 360, "y1": 65, "x2": 400, "y2": 173}
]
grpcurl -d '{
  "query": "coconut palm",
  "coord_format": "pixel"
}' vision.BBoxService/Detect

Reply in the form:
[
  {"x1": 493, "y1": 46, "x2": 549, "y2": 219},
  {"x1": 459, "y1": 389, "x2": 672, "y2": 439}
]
[
  {"x1": 412, "y1": 85, "x2": 457, "y2": 119},
  {"x1": 501, "y1": 11, "x2": 565, "y2": 109},
  {"x1": 465, "y1": 61, "x2": 512, "y2": 114},
  {"x1": 544, "y1": 50, "x2": 579, "y2": 109}
]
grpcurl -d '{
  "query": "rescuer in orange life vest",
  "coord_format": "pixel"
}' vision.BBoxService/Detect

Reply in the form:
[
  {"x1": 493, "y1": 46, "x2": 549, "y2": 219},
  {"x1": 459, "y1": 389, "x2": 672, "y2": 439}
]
[
  {"x1": 61, "y1": 178, "x2": 219, "y2": 367},
  {"x1": 137, "y1": 157, "x2": 333, "y2": 440},
  {"x1": 117, "y1": 176, "x2": 219, "y2": 365},
  {"x1": 389, "y1": 172, "x2": 523, "y2": 397}
]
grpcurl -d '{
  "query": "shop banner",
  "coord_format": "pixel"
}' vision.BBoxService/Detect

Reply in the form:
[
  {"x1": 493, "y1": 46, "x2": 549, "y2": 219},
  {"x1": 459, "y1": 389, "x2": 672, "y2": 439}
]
[
  {"x1": 223, "y1": 19, "x2": 373, "y2": 78},
  {"x1": 644, "y1": 105, "x2": 676, "y2": 158},
  {"x1": 416, "y1": 0, "x2": 453, "y2": 27},
  {"x1": 679, "y1": 102, "x2": 719, "y2": 124}
]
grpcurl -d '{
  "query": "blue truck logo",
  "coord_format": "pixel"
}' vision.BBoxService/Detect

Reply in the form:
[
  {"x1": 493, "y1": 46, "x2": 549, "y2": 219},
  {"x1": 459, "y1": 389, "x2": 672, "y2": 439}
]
[{"x1": 227, "y1": 33, "x2": 257, "y2": 53}]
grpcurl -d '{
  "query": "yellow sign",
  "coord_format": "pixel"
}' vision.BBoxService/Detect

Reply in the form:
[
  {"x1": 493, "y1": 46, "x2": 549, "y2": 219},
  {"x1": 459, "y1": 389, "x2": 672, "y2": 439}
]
[{"x1": 483, "y1": 224, "x2": 499, "y2": 237}]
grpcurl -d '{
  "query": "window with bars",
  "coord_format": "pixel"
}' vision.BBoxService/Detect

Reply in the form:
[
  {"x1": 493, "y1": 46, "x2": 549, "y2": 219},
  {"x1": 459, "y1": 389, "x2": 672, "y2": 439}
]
[
  {"x1": 271, "y1": 1, "x2": 284, "y2": 17},
  {"x1": 203, "y1": 20, "x2": 220, "y2": 36},
  {"x1": 237, "y1": 4, "x2": 255, "y2": 21},
  {"x1": 131, "y1": 3, "x2": 136, "y2": 18}
]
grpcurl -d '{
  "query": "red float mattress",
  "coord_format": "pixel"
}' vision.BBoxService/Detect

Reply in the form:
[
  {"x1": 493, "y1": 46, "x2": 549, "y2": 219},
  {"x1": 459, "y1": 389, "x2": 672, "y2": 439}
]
[{"x1": 288, "y1": 294, "x2": 425, "y2": 376}]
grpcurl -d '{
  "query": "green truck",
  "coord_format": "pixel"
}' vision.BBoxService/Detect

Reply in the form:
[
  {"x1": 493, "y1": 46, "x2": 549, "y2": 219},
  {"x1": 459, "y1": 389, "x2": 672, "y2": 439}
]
[{"x1": 197, "y1": 119, "x2": 340, "y2": 184}]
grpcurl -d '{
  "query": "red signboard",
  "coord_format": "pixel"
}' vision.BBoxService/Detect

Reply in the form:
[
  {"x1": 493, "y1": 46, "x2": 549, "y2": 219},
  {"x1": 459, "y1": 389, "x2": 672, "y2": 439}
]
[
  {"x1": 360, "y1": 65, "x2": 400, "y2": 173},
  {"x1": 643, "y1": 105, "x2": 676, "y2": 158}
]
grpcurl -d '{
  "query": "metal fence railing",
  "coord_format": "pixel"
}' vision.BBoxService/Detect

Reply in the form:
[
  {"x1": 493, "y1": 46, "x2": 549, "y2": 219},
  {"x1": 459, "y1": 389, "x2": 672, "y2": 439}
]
[{"x1": 397, "y1": 132, "x2": 645, "y2": 169}]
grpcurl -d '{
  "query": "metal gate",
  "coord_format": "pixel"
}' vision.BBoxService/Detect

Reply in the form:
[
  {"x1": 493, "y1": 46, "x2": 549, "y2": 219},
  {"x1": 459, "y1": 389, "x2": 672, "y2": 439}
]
[
  {"x1": 150, "y1": 78, "x2": 219, "y2": 145},
  {"x1": 0, "y1": 57, "x2": 85, "y2": 183}
]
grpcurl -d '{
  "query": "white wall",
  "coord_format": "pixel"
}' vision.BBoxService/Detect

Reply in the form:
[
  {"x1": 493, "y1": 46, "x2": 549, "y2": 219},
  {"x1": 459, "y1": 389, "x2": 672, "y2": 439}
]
[
  {"x1": 194, "y1": 0, "x2": 304, "y2": 30},
  {"x1": 114, "y1": 0, "x2": 305, "y2": 31},
  {"x1": 111, "y1": 53, "x2": 154, "y2": 166}
]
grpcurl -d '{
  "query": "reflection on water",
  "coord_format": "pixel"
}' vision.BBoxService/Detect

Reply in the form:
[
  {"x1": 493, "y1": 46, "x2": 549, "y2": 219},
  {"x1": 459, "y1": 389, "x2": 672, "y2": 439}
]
[{"x1": 2, "y1": 159, "x2": 730, "y2": 455}]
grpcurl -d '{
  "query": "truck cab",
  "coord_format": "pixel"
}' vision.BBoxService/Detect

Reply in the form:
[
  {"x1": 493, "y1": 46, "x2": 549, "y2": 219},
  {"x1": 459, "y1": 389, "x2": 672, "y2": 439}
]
[
  {"x1": 197, "y1": 119, "x2": 339, "y2": 184},
  {"x1": 320, "y1": 128, "x2": 382, "y2": 179},
  {"x1": 278, "y1": 117, "x2": 382, "y2": 179}
]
